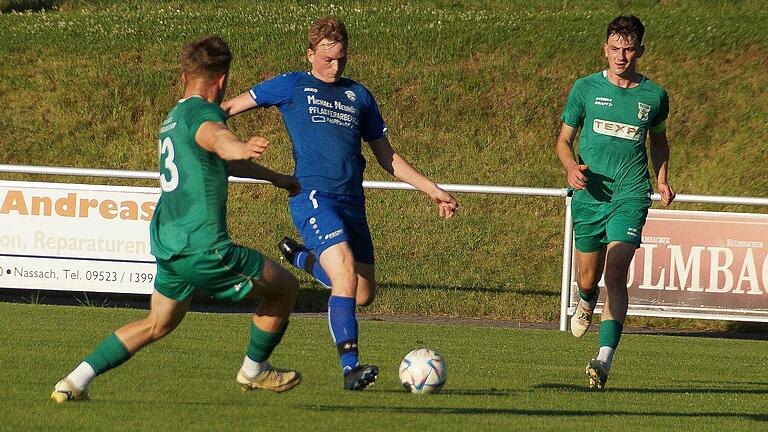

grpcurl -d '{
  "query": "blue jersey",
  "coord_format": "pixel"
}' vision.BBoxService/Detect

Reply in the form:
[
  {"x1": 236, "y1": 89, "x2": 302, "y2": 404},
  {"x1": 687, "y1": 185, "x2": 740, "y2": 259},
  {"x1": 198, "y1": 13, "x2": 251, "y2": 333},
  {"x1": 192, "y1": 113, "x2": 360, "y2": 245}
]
[{"x1": 250, "y1": 72, "x2": 387, "y2": 196}]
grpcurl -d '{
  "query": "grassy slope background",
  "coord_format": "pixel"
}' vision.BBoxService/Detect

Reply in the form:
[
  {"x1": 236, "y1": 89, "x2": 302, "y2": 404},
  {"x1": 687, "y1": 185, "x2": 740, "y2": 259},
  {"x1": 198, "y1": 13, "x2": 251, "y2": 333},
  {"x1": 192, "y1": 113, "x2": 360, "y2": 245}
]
[{"x1": 1, "y1": 0, "x2": 767, "y2": 328}]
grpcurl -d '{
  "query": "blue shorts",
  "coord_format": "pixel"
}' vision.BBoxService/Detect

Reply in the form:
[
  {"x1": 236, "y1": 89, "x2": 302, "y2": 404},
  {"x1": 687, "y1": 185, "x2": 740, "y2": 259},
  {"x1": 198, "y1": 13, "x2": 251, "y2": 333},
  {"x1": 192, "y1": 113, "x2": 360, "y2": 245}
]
[{"x1": 288, "y1": 189, "x2": 374, "y2": 264}]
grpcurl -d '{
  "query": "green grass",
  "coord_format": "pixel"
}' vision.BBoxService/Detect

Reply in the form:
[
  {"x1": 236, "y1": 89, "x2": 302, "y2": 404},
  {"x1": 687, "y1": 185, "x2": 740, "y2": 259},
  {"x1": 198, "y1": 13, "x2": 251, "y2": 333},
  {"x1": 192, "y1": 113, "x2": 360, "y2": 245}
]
[
  {"x1": 1, "y1": 302, "x2": 766, "y2": 431},
  {"x1": 1, "y1": 1, "x2": 767, "y2": 327}
]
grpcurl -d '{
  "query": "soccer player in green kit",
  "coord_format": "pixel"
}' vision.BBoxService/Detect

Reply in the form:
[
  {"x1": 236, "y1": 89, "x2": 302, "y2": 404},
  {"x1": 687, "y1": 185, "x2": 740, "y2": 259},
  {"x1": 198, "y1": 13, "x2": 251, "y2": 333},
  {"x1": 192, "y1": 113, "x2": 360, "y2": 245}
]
[
  {"x1": 51, "y1": 36, "x2": 303, "y2": 402},
  {"x1": 556, "y1": 15, "x2": 676, "y2": 389}
]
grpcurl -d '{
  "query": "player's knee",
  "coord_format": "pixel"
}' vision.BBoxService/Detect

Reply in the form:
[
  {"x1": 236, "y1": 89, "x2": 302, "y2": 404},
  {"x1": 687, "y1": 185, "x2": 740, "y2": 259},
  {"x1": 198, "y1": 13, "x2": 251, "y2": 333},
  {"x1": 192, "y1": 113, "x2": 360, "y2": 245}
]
[
  {"x1": 355, "y1": 281, "x2": 376, "y2": 306},
  {"x1": 578, "y1": 272, "x2": 600, "y2": 290},
  {"x1": 357, "y1": 290, "x2": 375, "y2": 306}
]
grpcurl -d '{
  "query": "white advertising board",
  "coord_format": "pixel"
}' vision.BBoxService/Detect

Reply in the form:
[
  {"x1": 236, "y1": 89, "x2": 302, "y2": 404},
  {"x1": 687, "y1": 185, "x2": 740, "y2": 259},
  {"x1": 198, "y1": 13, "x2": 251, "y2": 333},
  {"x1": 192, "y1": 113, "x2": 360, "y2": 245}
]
[
  {"x1": 0, "y1": 181, "x2": 158, "y2": 294},
  {"x1": 569, "y1": 208, "x2": 768, "y2": 322}
]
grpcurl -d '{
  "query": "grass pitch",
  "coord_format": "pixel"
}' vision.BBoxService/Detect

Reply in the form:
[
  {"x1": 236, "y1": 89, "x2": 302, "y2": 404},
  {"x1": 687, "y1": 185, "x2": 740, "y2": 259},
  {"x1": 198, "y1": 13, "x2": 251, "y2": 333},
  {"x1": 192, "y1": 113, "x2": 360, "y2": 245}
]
[
  {"x1": 1, "y1": 302, "x2": 766, "y2": 431},
  {"x1": 2, "y1": 1, "x2": 768, "y2": 327}
]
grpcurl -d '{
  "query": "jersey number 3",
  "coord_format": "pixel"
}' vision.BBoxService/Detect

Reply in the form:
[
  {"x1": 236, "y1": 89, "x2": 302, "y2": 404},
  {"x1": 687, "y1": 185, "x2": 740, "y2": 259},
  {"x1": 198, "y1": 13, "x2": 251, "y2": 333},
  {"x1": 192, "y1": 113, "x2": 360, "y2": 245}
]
[{"x1": 159, "y1": 137, "x2": 179, "y2": 192}]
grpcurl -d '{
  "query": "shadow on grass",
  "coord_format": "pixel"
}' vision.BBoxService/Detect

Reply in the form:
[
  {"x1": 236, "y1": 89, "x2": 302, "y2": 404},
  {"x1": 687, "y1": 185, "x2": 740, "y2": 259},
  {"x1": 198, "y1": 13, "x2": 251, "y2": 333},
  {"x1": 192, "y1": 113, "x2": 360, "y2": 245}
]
[
  {"x1": 534, "y1": 383, "x2": 768, "y2": 395},
  {"x1": 379, "y1": 282, "x2": 558, "y2": 298},
  {"x1": 372, "y1": 388, "x2": 519, "y2": 397},
  {"x1": 299, "y1": 404, "x2": 768, "y2": 421}
]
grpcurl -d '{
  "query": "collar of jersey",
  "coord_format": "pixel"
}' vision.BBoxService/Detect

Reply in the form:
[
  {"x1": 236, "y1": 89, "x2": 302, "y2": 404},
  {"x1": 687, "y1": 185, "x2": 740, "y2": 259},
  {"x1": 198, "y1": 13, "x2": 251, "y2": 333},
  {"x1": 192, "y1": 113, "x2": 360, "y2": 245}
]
[
  {"x1": 601, "y1": 69, "x2": 646, "y2": 90},
  {"x1": 178, "y1": 95, "x2": 205, "y2": 103},
  {"x1": 306, "y1": 71, "x2": 345, "y2": 87}
]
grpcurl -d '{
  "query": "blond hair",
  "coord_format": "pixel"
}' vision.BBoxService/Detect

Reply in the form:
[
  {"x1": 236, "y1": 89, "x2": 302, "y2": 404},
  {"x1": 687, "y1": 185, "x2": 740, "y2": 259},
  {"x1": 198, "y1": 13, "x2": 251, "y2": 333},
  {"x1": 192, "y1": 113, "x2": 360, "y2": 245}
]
[{"x1": 308, "y1": 16, "x2": 348, "y2": 50}]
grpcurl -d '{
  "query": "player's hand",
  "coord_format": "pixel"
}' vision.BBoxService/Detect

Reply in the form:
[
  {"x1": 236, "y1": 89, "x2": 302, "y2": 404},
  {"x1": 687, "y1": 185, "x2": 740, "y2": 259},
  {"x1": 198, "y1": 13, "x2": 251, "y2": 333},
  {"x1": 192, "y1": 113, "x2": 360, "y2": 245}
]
[
  {"x1": 243, "y1": 136, "x2": 269, "y2": 160},
  {"x1": 430, "y1": 188, "x2": 458, "y2": 219},
  {"x1": 658, "y1": 182, "x2": 676, "y2": 207},
  {"x1": 274, "y1": 174, "x2": 301, "y2": 197},
  {"x1": 567, "y1": 164, "x2": 589, "y2": 190}
]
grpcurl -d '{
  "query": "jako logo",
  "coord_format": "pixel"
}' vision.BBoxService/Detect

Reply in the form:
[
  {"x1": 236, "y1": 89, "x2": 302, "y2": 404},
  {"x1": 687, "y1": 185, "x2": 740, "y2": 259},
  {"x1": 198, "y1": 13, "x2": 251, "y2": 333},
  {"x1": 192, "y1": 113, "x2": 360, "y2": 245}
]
[{"x1": 324, "y1": 229, "x2": 343, "y2": 240}]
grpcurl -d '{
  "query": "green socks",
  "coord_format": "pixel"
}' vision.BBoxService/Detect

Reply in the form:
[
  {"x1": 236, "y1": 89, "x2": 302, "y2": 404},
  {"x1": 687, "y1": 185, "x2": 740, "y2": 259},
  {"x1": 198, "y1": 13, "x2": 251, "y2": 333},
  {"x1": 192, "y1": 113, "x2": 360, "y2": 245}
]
[
  {"x1": 578, "y1": 285, "x2": 600, "y2": 309},
  {"x1": 84, "y1": 333, "x2": 132, "y2": 375},
  {"x1": 598, "y1": 319, "x2": 623, "y2": 349},
  {"x1": 246, "y1": 322, "x2": 287, "y2": 362}
]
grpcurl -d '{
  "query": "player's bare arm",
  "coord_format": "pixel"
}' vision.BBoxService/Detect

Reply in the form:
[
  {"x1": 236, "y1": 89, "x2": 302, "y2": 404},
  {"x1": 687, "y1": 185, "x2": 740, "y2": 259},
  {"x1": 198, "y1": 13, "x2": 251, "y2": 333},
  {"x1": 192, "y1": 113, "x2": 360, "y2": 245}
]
[
  {"x1": 228, "y1": 160, "x2": 301, "y2": 197},
  {"x1": 195, "y1": 121, "x2": 267, "y2": 160},
  {"x1": 555, "y1": 123, "x2": 589, "y2": 190},
  {"x1": 649, "y1": 128, "x2": 675, "y2": 206},
  {"x1": 221, "y1": 92, "x2": 258, "y2": 118},
  {"x1": 369, "y1": 136, "x2": 458, "y2": 219}
]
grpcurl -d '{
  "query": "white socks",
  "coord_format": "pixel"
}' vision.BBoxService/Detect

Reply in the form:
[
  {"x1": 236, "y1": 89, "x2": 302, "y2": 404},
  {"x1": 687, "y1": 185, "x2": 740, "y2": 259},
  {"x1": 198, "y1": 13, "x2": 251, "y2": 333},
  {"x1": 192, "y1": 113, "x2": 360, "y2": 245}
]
[
  {"x1": 597, "y1": 346, "x2": 615, "y2": 370},
  {"x1": 66, "y1": 362, "x2": 96, "y2": 391},
  {"x1": 240, "y1": 356, "x2": 269, "y2": 379}
]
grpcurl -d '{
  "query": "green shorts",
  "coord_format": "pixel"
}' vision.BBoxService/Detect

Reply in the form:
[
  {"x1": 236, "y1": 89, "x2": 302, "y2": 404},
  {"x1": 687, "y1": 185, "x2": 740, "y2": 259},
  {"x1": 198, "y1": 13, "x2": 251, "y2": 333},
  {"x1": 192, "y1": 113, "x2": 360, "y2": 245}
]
[
  {"x1": 571, "y1": 197, "x2": 651, "y2": 253},
  {"x1": 154, "y1": 243, "x2": 264, "y2": 302}
]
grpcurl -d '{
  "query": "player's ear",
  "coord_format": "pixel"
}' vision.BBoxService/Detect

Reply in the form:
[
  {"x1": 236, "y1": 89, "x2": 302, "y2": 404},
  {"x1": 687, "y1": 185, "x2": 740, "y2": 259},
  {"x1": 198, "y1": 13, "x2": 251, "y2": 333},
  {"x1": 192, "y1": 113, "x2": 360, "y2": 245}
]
[
  {"x1": 307, "y1": 48, "x2": 315, "y2": 63},
  {"x1": 180, "y1": 72, "x2": 188, "y2": 86},
  {"x1": 216, "y1": 73, "x2": 227, "y2": 90},
  {"x1": 637, "y1": 44, "x2": 645, "y2": 58}
]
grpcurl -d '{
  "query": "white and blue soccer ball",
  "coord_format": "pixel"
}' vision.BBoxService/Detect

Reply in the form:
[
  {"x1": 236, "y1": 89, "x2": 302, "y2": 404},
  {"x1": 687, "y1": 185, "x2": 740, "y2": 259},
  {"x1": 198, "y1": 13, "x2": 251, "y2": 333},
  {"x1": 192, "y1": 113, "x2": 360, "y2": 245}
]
[{"x1": 399, "y1": 348, "x2": 447, "y2": 394}]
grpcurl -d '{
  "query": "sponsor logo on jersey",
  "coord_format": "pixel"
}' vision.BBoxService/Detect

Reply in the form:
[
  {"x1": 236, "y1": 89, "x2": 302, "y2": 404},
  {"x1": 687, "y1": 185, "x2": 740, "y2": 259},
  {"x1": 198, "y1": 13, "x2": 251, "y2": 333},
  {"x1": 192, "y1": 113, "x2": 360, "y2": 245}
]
[
  {"x1": 304, "y1": 87, "x2": 318, "y2": 93},
  {"x1": 637, "y1": 102, "x2": 651, "y2": 121},
  {"x1": 159, "y1": 122, "x2": 177, "y2": 133},
  {"x1": 594, "y1": 97, "x2": 613, "y2": 107},
  {"x1": 593, "y1": 119, "x2": 643, "y2": 140},
  {"x1": 345, "y1": 90, "x2": 356, "y2": 101},
  {"x1": 324, "y1": 229, "x2": 344, "y2": 240}
]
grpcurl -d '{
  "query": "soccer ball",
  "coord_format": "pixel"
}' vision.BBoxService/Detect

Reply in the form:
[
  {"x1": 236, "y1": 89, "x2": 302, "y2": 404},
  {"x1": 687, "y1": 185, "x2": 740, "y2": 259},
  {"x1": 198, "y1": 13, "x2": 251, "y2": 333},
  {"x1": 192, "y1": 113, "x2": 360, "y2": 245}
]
[{"x1": 399, "y1": 348, "x2": 447, "y2": 394}]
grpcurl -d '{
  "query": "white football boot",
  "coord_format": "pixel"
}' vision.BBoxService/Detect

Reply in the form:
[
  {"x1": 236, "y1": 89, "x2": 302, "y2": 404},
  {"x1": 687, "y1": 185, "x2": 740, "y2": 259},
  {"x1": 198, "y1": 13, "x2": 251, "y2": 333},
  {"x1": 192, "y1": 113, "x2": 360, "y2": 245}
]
[{"x1": 570, "y1": 299, "x2": 594, "y2": 337}]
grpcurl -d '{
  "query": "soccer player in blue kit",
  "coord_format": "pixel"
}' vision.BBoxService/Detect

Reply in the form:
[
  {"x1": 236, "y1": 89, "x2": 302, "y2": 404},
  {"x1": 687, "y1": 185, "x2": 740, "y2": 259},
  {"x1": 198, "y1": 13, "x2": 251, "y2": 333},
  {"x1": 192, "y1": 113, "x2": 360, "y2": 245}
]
[{"x1": 222, "y1": 16, "x2": 457, "y2": 390}]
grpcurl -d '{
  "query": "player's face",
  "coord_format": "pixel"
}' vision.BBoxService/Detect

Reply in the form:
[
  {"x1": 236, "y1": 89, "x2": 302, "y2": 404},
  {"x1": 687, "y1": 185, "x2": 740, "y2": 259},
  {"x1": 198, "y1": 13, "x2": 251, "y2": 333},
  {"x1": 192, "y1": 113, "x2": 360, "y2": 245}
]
[
  {"x1": 603, "y1": 34, "x2": 644, "y2": 78},
  {"x1": 307, "y1": 39, "x2": 347, "y2": 83}
]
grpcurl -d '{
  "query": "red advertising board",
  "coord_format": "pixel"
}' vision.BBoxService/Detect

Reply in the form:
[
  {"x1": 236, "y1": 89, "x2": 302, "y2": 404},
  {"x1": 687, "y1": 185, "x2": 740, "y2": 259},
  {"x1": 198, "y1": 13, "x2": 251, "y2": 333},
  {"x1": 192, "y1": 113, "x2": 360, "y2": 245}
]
[{"x1": 570, "y1": 209, "x2": 768, "y2": 322}]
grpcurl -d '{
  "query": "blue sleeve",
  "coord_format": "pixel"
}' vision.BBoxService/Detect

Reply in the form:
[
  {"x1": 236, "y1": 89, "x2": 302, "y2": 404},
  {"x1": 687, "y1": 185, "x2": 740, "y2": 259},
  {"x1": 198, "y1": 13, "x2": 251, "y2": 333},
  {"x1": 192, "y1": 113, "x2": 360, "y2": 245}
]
[
  {"x1": 359, "y1": 87, "x2": 387, "y2": 142},
  {"x1": 249, "y1": 72, "x2": 300, "y2": 108},
  {"x1": 560, "y1": 79, "x2": 585, "y2": 129}
]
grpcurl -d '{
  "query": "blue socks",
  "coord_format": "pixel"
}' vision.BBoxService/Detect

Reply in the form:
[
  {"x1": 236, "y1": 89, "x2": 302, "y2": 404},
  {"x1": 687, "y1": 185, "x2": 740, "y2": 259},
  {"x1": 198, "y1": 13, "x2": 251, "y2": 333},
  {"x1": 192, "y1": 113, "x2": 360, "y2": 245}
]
[
  {"x1": 292, "y1": 250, "x2": 332, "y2": 288},
  {"x1": 328, "y1": 295, "x2": 359, "y2": 374}
]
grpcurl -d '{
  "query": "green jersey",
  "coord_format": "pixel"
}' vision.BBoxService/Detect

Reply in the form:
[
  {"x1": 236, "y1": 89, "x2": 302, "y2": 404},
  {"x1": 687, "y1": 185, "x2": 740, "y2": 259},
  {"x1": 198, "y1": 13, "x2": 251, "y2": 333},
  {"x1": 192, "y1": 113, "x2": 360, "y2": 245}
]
[
  {"x1": 149, "y1": 96, "x2": 231, "y2": 259},
  {"x1": 561, "y1": 70, "x2": 669, "y2": 203}
]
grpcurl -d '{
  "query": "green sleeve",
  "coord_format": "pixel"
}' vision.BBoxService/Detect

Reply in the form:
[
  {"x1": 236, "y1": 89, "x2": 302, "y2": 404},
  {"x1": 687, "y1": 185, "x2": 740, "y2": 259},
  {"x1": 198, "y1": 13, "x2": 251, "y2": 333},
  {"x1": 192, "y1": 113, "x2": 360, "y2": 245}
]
[
  {"x1": 188, "y1": 102, "x2": 228, "y2": 136},
  {"x1": 651, "y1": 89, "x2": 669, "y2": 127},
  {"x1": 560, "y1": 80, "x2": 585, "y2": 128}
]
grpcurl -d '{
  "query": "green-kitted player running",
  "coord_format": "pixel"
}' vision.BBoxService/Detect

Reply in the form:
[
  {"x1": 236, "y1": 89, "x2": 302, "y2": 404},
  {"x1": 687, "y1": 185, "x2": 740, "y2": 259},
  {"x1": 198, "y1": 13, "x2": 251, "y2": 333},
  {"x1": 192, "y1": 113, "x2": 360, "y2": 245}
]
[
  {"x1": 51, "y1": 35, "x2": 303, "y2": 402},
  {"x1": 555, "y1": 15, "x2": 676, "y2": 389}
]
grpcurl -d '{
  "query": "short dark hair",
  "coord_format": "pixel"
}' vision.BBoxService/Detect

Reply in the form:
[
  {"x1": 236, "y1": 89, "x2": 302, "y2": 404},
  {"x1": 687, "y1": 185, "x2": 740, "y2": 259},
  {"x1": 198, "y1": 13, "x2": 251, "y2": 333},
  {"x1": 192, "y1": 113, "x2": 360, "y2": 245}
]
[
  {"x1": 181, "y1": 35, "x2": 232, "y2": 80},
  {"x1": 606, "y1": 15, "x2": 645, "y2": 45},
  {"x1": 308, "y1": 16, "x2": 348, "y2": 50}
]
